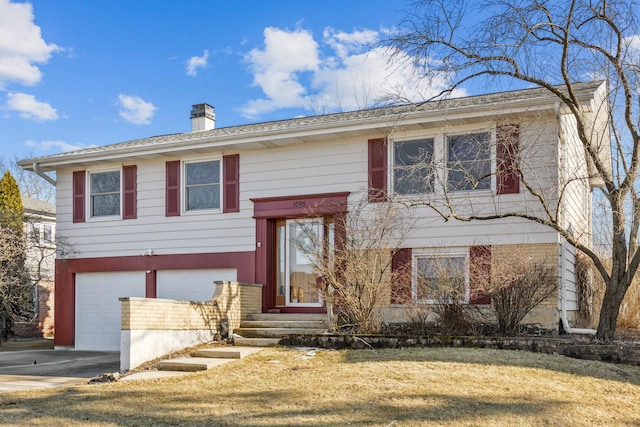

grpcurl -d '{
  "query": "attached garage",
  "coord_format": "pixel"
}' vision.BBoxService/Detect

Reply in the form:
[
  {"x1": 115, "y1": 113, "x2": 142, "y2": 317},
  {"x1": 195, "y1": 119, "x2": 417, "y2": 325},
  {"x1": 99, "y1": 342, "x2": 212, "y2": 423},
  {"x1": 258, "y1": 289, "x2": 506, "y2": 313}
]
[
  {"x1": 156, "y1": 269, "x2": 237, "y2": 301},
  {"x1": 75, "y1": 272, "x2": 146, "y2": 351}
]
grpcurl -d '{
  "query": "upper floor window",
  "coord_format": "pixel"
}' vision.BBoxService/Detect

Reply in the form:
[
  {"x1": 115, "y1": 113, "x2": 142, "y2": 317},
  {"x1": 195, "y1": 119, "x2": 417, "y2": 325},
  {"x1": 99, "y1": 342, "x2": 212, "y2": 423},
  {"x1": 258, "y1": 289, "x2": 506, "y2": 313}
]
[
  {"x1": 185, "y1": 160, "x2": 220, "y2": 211},
  {"x1": 393, "y1": 138, "x2": 434, "y2": 195},
  {"x1": 446, "y1": 132, "x2": 491, "y2": 192},
  {"x1": 90, "y1": 170, "x2": 120, "y2": 217}
]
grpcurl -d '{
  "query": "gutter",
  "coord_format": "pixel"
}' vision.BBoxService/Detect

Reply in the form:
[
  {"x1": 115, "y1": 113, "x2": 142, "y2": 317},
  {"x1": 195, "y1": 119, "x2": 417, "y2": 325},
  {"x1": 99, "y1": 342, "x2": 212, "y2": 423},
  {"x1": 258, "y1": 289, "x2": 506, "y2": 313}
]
[{"x1": 32, "y1": 163, "x2": 56, "y2": 186}]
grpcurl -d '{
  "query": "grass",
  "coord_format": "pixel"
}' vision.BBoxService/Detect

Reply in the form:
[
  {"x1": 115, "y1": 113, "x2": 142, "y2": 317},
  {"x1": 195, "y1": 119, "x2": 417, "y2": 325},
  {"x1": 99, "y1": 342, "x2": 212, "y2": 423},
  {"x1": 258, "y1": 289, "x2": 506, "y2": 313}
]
[{"x1": 1, "y1": 346, "x2": 640, "y2": 426}]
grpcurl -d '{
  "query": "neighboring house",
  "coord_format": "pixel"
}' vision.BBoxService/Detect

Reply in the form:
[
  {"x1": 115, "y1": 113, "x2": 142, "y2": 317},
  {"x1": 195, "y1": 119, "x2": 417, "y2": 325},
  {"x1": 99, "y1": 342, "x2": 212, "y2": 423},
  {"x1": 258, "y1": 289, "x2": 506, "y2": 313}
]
[
  {"x1": 18, "y1": 81, "x2": 609, "y2": 351},
  {"x1": 19, "y1": 197, "x2": 56, "y2": 337}
]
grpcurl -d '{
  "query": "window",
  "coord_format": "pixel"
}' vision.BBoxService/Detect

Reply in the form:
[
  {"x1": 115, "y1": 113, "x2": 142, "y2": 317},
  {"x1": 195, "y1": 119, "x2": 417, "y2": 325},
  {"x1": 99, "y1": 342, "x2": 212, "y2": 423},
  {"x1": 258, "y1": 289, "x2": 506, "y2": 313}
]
[
  {"x1": 393, "y1": 138, "x2": 435, "y2": 195},
  {"x1": 90, "y1": 170, "x2": 120, "y2": 217},
  {"x1": 447, "y1": 132, "x2": 491, "y2": 191},
  {"x1": 73, "y1": 166, "x2": 136, "y2": 223},
  {"x1": 29, "y1": 223, "x2": 41, "y2": 243},
  {"x1": 43, "y1": 224, "x2": 54, "y2": 244},
  {"x1": 185, "y1": 160, "x2": 220, "y2": 211},
  {"x1": 414, "y1": 253, "x2": 468, "y2": 303},
  {"x1": 26, "y1": 223, "x2": 55, "y2": 245},
  {"x1": 165, "y1": 155, "x2": 239, "y2": 217}
]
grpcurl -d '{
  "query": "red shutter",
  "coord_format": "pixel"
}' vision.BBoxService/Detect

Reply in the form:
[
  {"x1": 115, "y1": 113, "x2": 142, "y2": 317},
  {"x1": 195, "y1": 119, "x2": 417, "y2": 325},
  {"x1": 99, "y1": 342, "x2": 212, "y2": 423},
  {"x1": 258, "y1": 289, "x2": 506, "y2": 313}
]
[
  {"x1": 165, "y1": 161, "x2": 180, "y2": 217},
  {"x1": 391, "y1": 248, "x2": 412, "y2": 304},
  {"x1": 123, "y1": 165, "x2": 137, "y2": 219},
  {"x1": 223, "y1": 154, "x2": 240, "y2": 213},
  {"x1": 469, "y1": 245, "x2": 492, "y2": 304},
  {"x1": 72, "y1": 171, "x2": 85, "y2": 223},
  {"x1": 496, "y1": 124, "x2": 520, "y2": 194},
  {"x1": 368, "y1": 138, "x2": 388, "y2": 202}
]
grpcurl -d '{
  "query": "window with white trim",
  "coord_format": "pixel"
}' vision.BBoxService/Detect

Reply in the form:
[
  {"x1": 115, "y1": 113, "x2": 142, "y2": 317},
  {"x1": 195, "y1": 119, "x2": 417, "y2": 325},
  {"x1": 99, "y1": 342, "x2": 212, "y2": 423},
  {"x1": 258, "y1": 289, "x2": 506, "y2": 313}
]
[
  {"x1": 43, "y1": 224, "x2": 54, "y2": 244},
  {"x1": 26, "y1": 223, "x2": 55, "y2": 246},
  {"x1": 184, "y1": 159, "x2": 221, "y2": 211},
  {"x1": 413, "y1": 251, "x2": 469, "y2": 303},
  {"x1": 446, "y1": 132, "x2": 491, "y2": 192},
  {"x1": 29, "y1": 223, "x2": 41, "y2": 243},
  {"x1": 392, "y1": 138, "x2": 435, "y2": 195},
  {"x1": 90, "y1": 170, "x2": 121, "y2": 217}
]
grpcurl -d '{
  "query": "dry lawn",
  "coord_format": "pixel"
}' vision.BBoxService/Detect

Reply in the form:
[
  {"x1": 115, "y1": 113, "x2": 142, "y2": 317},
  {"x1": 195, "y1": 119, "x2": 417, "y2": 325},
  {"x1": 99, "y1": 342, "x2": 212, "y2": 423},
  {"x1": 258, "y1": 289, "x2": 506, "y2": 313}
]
[{"x1": 1, "y1": 347, "x2": 639, "y2": 426}]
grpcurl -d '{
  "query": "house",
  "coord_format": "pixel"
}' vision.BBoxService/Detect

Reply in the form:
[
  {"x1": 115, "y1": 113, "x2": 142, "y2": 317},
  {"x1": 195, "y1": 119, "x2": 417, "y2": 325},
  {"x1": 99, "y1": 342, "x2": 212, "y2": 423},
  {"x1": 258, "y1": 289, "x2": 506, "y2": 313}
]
[
  {"x1": 18, "y1": 81, "x2": 609, "y2": 351},
  {"x1": 15, "y1": 197, "x2": 56, "y2": 337}
]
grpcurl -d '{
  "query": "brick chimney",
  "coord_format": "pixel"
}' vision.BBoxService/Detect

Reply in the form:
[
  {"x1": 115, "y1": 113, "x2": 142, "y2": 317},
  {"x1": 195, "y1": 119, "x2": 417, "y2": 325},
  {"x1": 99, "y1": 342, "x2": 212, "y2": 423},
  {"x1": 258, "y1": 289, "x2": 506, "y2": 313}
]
[{"x1": 190, "y1": 103, "x2": 215, "y2": 132}]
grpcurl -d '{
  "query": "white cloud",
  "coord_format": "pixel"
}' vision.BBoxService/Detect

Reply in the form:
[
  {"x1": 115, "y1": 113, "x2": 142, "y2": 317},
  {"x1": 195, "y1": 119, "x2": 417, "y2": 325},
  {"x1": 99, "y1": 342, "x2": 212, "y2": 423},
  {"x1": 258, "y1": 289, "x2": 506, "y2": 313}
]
[
  {"x1": 6, "y1": 92, "x2": 58, "y2": 121},
  {"x1": 241, "y1": 26, "x2": 465, "y2": 118},
  {"x1": 186, "y1": 49, "x2": 210, "y2": 76},
  {"x1": 624, "y1": 35, "x2": 640, "y2": 65},
  {"x1": 0, "y1": 0, "x2": 59, "y2": 89},
  {"x1": 24, "y1": 139, "x2": 94, "y2": 153},
  {"x1": 242, "y1": 27, "x2": 320, "y2": 117},
  {"x1": 117, "y1": 94, "x2": 157, "y2": 125}
]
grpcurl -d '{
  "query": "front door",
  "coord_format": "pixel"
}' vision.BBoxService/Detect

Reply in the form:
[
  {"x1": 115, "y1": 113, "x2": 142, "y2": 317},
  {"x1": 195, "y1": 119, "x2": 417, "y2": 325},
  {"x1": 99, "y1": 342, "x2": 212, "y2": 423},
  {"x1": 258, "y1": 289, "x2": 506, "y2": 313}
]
[{"x1": 275, "y1": 218, "x2": 323, "y2": 307}]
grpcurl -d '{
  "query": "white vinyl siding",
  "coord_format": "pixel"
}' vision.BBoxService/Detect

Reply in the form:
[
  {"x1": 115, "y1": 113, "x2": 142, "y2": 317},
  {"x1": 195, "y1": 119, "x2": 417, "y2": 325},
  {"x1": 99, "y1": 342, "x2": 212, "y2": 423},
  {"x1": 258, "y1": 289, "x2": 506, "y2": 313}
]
[
  {"x1": 558, "y1": 112, "x2": 591, "y2": 246},
  {"x1": 56, "y1": 117, "x2": 564, "y2": 259},
  {"x1": 559, "y1": 240, "x2": 579, "y2": 311}
]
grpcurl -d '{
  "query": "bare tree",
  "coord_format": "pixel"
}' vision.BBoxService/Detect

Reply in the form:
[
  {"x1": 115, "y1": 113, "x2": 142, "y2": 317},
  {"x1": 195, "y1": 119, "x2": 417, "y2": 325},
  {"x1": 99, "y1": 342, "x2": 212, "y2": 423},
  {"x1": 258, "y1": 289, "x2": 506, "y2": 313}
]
[
  {"x1": 297, "y1": 196, "x2": 415, "y2": 333},
  {"x1": 0, "y1": 227, "x2": 32, "y2": 340},
  {"x1": 386, "y1": 0, "x2": 640, "y2": 340},
  {"x1": 0, "y1": 154, "x2": 55, "y2": 204}
]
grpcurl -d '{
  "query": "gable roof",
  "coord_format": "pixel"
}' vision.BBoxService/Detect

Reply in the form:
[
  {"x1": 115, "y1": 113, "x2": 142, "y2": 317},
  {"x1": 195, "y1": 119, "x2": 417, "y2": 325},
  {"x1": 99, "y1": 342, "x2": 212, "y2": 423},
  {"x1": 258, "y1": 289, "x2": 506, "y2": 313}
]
[
  {"x1": 23, "y1": 197, "x2": 55, "y2": 219},
  {"x1": 18, "y1": 81, "x2": 605, "y2": 172}
]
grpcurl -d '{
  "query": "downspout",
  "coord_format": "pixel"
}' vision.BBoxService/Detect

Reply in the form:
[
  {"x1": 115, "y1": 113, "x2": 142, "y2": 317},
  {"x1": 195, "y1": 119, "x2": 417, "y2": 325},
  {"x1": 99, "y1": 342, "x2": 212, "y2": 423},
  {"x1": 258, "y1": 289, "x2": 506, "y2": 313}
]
[
  {"x1": 558, "y1": 238, "x2": 596, "y2": 335},
  {"x1": 559, "y1": 277, "x2": 596, "y2": 335},
  {"x1": 32, "y1": 163, "x2": 56, "y2": 186},
  {"x1": 555, "y1": 102, "x2": 596, "y2": 335}
]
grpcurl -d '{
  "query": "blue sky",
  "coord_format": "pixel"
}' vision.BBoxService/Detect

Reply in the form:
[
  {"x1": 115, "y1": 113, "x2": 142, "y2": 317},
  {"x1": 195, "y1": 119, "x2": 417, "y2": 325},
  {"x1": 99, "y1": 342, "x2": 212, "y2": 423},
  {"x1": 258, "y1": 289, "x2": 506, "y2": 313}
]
[{"x1": 0, "y1": 0, "x2": 460, "y2": 164}]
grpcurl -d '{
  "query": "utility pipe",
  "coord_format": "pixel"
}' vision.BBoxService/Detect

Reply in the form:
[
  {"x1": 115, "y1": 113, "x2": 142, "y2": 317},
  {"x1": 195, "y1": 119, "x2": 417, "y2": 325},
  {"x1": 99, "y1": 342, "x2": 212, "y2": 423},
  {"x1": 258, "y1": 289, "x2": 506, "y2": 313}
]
[{"x1": 559, "y1": 242, "x2": 596, "y2": 335}]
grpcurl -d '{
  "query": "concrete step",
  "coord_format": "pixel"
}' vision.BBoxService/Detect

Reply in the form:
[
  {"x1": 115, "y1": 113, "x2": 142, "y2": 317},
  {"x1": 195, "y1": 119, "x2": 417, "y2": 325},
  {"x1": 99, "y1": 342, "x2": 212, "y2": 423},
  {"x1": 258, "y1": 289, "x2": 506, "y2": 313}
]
[
  {"x1": 158, "y1": 357, "x2": 235, "y2": 372},
  {"x1": 240, "y1": 320, "x2": 328, "y2": 329},
  {"x1": 194, "y1": 346, "x2": 264, "y2": 359},
  {"x1": 247, "y1": 313, "x2": 328, "y2": 322},
  {"x1": 233, "y1": 337, "x2": 280, "y2": 347},
  {"x1": 234, "y1": 327, "x2": 327, "y2": 338}
]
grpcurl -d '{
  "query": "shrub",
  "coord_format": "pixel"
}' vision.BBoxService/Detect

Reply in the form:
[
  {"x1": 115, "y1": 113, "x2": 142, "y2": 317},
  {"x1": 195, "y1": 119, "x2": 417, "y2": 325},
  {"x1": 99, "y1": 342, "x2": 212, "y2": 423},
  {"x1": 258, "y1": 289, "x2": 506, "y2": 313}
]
[
  {"x1": 406, "y1": 253, "x2": 491, "y2": 335},
  {"x1": 489, "y1": 257, "x2": 556, "y2": 336}
]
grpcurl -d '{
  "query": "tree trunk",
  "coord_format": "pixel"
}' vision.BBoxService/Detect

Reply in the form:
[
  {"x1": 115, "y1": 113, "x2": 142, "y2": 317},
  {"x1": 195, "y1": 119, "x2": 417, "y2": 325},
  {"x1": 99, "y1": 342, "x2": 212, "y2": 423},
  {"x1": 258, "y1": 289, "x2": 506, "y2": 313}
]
[{"x1": 596, "y1": 278, "x2": 629, "y2": 340}]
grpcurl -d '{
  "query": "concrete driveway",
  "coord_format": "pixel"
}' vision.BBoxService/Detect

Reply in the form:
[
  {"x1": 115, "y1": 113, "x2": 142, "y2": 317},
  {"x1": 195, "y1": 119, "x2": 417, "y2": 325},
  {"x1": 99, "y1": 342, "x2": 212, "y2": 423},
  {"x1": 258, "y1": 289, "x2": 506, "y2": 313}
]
[{"x1": 0, "y1": 347, "x2": 119, "y2": 393}]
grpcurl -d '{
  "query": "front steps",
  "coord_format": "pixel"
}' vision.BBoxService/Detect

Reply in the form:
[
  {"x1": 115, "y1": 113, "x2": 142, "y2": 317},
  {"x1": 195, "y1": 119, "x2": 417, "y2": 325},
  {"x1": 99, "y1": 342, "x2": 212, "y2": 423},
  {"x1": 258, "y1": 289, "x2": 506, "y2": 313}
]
[
  {"x1": 233, "y1": 337, "x2": 280, "y2": 347},
  {"x1": 157, "y1": 346, "x2": 265, "y2": 373},
  {"x1": 234, "y1": 313, "x2": 329, "y2": 340},
  {"x1": 153, "y1": 313, "x2": 329, "y2": 374}
]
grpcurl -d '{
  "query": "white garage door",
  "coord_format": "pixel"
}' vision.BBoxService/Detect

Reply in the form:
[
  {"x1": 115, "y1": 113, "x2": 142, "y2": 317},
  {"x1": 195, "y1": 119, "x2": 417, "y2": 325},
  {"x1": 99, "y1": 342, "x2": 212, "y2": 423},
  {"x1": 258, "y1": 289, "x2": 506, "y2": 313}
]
[
  {"x1": 75, "y1": 272, "x2": 146, "y2": 351},
  {"x1": 157, "y1": 269, "x2": 237, "y2": 301}
]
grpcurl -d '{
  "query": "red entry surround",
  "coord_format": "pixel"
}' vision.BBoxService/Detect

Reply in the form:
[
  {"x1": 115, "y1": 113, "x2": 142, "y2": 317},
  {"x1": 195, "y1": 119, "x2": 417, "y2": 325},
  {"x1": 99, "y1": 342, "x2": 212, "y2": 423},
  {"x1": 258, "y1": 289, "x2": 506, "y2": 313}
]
[
  {"x1": 54, "y1": 251, "x2": 255, "y2": 347},
  {"x1": 252, "y1": 192, "x2": 350, "y2": 313}
]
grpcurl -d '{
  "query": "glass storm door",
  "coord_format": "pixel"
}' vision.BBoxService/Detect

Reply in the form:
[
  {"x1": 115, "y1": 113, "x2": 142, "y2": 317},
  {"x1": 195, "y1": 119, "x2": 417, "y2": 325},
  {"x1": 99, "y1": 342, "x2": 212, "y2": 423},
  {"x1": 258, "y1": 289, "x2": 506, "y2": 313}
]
[{"x1": 276, "y1": 218, "x2": 323, "y2": 307}]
